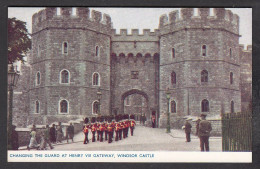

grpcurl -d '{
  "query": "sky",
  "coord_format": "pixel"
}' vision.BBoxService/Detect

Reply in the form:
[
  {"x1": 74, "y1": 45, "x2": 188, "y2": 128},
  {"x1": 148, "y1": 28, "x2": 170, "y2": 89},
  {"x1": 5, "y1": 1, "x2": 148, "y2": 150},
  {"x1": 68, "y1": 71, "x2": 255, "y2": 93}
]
[{"x1": 8, "y1": 7, "x2": 252, "y2": 48}]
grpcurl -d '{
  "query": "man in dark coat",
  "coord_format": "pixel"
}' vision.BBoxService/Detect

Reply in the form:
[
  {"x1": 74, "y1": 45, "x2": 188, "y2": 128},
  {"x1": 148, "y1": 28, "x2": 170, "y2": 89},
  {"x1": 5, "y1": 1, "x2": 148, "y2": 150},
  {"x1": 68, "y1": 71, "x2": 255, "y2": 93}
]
[
  {"x1": 198, "y1": 113, "x2": 212, "y2": 151},
  {"x1": 195, "y1": 119, "x2": 201, "y2": 136},
  {"x1": 44, "y1": 125, "x2": 54, "y2": 149},
  {"x1": 11, "y1": 125, "x2": 19, "y2": 150},
  {"x1": 67, "y1": 123, "x2": 74, "y2": 143},
  {"x1": 49, "y1": 124, "x2": 56, "y2": 143},
  {"x1": 184, "y1": 119, "x2": 192, "y2": 142}
]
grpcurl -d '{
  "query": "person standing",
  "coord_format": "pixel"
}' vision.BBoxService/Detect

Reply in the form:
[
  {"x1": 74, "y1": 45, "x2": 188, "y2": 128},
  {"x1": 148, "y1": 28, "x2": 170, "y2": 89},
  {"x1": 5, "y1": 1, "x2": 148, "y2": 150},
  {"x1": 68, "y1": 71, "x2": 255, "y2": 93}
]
[
  {"x1": 91, "y1": 123, "x2": 96, "y2": 142},
  {"x1": 184, "y1": 119, "x2": 192, "y2": 142},
  {"x1": 83, "y1": 124, "x2": 89, "y2": 144},
  {"x1": 43, "y1": 125, "x2": 54, "y2": 149},
  {"x1": 107, "y1": 123, "x2": 113, "y2": 143},
  {"x1": 130, "y1": 119, "x2": 136, "y2": 136},
  {"x1": 151, "y1": 115, "x2": 156, "y2": 128},
  {"x1": 196, "y1": 119, "x2": 201, "y2": 136},
  {"x1": 49, "y1": 124, "x2": 56, "y2": 144},
  {"x1": 11, "y1": 125, "x2": 19, "y2": 150},
  {"x1": 67, "y1": 123, "x2": 74, "y2": 143},
  {"x1": 198, "y1": 113, "x2": 212, "y2": 152},
  {"x1": 56, "y1": 122, "x2": 63, "y2": 143},
  {"x1": 27, "y1": 127, "x2": 39, "y2": 150}
]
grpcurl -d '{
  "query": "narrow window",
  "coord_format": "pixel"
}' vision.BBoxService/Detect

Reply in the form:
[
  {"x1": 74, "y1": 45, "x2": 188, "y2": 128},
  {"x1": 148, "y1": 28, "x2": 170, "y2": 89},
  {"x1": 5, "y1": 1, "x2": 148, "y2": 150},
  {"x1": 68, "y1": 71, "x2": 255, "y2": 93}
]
[
  {"x1": 60, "y1": 70, "x2": 69, "y2": 84},
  {"x1": 95, "y1": 46, "x2": 99, "y2": 57},
  {"x1": 36, "y1": 72, "x2": 41, "y2": 85},
  {"x1": 230, "y1": 72, "x2": 233, "y2": 84},
  {"x1": 63, "y1": 42, "x2": 68, "y2": 54},
  {"x1": 231, "y1": 101, "x2": 234, "y2": 113},
  {"x1": 72, "y1": 8, "x2": 77, "y2": 16},
  {"x1": 35, "y1": 100, "x2": 40, "y2": 113},
  {"x1": 172, "y1": 48, "x2": 175, "y2": 58},
  {"x1": 125, "y1": 96, "x2": 130, "y2": 106},
  {"x1": 57, "y1": 8, "x2": 61, "y2": 16},
  {"x1": 171, "y1": 71, "x2": 176, "y2": 85},
  {"x1": 194, "y1": 8, "x2": 199, "y2": 17},
  {"x1": 93, "y1": 73, "x2": 100, "y2": 86},
  {"x1": 201, "y1": 70, "x2": 208, "y2": 82},
  {"x1": 171, "y1": 100, "x2": 176, "y2": 113},
  {"x1": 230, "y1": 48, "x2": 232, "y2": 58},
  {"x1": 209, "y1": 8, "x2": 215, "y2": 16},
  {"x1": 60, "y1": 100, "x2": 68, "y2": 113},
  {"x1": 93, "y1": 101, "x2": 99, "y2": 114},
  {"x1": 37, "y1": 45, "x2": 41, "y2": 57},
  {"x1": 201, "y1": 99, "x2": 209, "y2": 112},
  {"x1": 202, "y1": 45, "x2": 207, "y2": 56}
]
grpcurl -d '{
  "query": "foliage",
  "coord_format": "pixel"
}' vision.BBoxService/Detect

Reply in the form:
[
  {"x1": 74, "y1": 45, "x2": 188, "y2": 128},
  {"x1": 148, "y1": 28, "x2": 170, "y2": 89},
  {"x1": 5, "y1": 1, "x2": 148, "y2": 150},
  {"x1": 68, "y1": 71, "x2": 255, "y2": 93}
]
[{"x1": 8, "y1": 17, "x2": 31, "y2": 64}]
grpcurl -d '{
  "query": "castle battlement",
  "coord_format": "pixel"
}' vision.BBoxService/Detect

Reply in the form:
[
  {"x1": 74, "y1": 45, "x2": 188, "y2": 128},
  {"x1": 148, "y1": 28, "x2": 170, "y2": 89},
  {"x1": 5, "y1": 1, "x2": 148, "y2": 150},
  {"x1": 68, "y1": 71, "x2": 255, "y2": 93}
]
[
  {"x1": 32, "y1": 7, "x2": 112, "y2": 35},
  {"x1": 159, "y1": 8, "x2": 239, "y2": 35},
  {"x1": 111, "y1": 29, "x2": 159, "y2": 41},
  {"x1": 111, "y1": 52, "x2": 159, "y2": 64}
]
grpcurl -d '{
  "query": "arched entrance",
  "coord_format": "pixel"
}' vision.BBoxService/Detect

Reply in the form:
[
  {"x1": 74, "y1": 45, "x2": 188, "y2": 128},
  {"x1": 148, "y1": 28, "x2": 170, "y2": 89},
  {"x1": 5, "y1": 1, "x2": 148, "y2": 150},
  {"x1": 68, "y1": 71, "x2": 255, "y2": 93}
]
[{"x1": 121, "y1": 89, "x2": 150, "y2": 122}]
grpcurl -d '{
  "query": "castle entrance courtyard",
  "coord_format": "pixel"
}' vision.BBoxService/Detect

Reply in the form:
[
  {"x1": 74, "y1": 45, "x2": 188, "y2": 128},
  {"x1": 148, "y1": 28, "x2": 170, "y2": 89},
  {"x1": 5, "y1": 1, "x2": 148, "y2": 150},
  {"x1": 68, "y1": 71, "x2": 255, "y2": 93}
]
[{"x1": 21, "y1": 125, "x2": 221, "y2": 151}]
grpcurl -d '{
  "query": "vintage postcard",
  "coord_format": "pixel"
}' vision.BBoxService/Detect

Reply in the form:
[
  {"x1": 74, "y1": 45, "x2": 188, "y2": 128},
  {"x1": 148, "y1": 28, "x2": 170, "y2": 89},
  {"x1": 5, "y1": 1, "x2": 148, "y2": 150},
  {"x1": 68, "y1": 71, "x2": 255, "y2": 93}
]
[{"x1": 7, "y1": 7, "x2": 252, "y2": 162}]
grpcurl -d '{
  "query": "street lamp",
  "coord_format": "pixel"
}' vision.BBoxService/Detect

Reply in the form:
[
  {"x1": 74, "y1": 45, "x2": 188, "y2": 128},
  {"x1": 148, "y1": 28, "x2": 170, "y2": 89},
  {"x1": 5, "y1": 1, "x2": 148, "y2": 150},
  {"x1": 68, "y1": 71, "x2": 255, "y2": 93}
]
[
  {"x1": 97, "y1": 87, "x2": 102, "y2": 115},
  {"x1": 8, "y1": 64, "x2": 20, "y2": 150},
  {"x1": 165, "y1": 88, "x2": 171, "y2": 133}
]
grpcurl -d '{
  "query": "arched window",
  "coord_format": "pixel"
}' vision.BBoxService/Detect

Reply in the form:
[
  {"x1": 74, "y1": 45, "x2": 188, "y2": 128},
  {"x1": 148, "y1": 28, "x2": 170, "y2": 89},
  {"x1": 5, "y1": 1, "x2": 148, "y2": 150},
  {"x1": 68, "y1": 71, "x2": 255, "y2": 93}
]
[
  {"x1": 201, "y1": 99, "x2": 209, "y2": 112},
  {"x1": 92, "y1": 72, "x2": 100, "y2": 86},
  {"x1": 95, "y1": 46, "x2": 99, "y2": 57},
  {"x1": 171, "y1": 100, "x2": 176, "y2": 113},
  {"x1": 60, "y1": 100, "x2": 69, "y2": 114},
  {"x1": 171, "y1": 71, "x2": 176, "y2": 85},
  {"x1": 230, "y1": 48, "x2": 232, "y2": 58},
  {"x1": 60, "y1": 70, "x2": 70, "y2": 84},
  {"x1": 57, "y1": 7, "x2": 61, "y2": 16},
  {"x1": 62, "y1": 42, "x2": 68, "y2": 54},
  {"x1": 35, "y1": 100, "x2": 40, "y2": 114},
  {"x1": 230, "y1": 72, "x2": 233, "y2": 84},
  {"x1": 231, "y1": 101, "x2": 234, "y2": 113},
  {"x1": 92, "y1": 101, "x2": 99, "y2": 114},
  {"x1": 36, "y1": 72, "x2": 41, "y2": 85},
  {"x1": 201, "y1": 70, "x2": 208, "y2": 82},
  {"x1": 202, "y1": 45, "x2": 207, "y2": 56},
  {"x1": 172, "y1": 48, "x2": 175, "y2": 58}
]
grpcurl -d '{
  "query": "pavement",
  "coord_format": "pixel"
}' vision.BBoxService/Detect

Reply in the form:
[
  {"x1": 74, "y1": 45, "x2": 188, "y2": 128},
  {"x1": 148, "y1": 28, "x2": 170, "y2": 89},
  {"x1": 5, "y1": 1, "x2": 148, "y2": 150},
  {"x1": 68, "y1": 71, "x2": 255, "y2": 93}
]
[{"x1": 21, "y1": 125, "x2": 222, "y2": 151}]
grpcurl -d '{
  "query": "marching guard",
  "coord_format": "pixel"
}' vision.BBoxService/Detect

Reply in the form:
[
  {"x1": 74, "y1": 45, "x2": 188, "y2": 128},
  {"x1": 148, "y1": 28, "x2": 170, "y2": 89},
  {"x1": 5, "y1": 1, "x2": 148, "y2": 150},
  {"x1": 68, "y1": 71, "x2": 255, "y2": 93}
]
[
  {"x1": 83, "y1": 117, "x2": 90, "y2": 144},
  {"x1": 91, "y1": 117, "x2": 96, "y2": 142}
]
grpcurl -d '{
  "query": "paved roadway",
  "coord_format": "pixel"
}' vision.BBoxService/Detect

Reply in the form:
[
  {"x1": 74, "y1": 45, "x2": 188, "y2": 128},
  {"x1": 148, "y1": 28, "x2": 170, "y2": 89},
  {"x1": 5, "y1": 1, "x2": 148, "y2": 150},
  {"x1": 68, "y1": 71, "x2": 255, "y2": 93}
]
[{"x1": 43, "y1": 125, "x2": 222, "y2": 151}]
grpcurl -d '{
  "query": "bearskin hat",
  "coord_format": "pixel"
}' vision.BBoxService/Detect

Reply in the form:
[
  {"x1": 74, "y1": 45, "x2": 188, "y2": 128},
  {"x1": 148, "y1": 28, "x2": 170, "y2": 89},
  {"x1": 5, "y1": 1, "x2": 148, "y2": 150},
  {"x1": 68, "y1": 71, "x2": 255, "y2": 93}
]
[
  {"x1": 84, "y1": 117, "x2": 89, "y2": 124},
  {"x1": 130, "y1": 114, "x2": 135, "y2": 120},
  {"x1": 91, "y1": 117, "x2": 96, "y2": 123}
]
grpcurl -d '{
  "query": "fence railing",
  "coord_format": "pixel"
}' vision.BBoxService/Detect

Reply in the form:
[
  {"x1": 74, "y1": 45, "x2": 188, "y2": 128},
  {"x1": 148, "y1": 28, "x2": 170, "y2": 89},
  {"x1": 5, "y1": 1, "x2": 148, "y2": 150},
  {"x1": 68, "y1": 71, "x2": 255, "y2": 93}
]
[{"x1": 222, "y1": 112, "x2": 252, "y2": 151}]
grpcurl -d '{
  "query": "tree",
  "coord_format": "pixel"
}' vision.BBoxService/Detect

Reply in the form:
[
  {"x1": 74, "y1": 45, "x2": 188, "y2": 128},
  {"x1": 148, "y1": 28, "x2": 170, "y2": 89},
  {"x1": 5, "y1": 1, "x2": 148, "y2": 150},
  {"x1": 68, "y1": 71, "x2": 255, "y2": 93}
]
[{"x1": 8, "y1": 17, "x2": 31, "y2": 64}]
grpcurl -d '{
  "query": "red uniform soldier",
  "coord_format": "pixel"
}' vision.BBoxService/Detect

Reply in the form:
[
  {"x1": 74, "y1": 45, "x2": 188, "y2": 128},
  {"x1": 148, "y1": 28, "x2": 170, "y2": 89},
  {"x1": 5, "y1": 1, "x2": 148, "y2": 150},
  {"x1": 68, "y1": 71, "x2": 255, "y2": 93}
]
[
  {"x1": 107, "y1": 123, "x2": 113, "y2": 143},
  {"x1": 115, "y1": 122, "x2": 120, "y2": 141},
  {"x1": 83, "y1": 124, "x2": 90, "y2": 144},
  {"x1": 119, "y1": 121, "x2": 123, "y2": 140},
  {"x1": 96, "y1": 122, "x2": 100, "y2": 141},
  {"x1": 91, "y1": 123, "x2": 96, "y2": 142},
  {"x1": 105, "y1": 122, "x2": 108, "y2": 141},
  {"x1": 130, "y1": 119, "x2": 136, "y2": 136},
  {"x1": 99, "y1": 123, "x2": 105, "y2": 142}
]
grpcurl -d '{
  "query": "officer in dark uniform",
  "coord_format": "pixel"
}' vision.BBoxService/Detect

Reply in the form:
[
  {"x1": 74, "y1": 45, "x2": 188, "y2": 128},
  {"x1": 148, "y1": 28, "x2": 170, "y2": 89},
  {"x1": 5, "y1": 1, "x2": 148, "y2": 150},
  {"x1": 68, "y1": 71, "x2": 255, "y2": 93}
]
[
  {"x1": 198, "y1": 113, "x2": 212, "y2": 151},
  {"x1": 130, "y1": 114, "x2": 136, "y2": 136},
  {"x1": 107, "y1": 116, "x2": 113, "y2": 143},
  {"x1": 83, "y1": 117, "x2": 90, "y2": 144}
]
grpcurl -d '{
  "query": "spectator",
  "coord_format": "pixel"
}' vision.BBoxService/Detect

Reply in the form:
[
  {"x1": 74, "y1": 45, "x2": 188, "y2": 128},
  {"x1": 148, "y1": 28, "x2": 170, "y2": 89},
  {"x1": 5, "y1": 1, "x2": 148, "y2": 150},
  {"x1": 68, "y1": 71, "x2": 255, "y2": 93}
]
[
  {"x1": 67, "y1": 123, "x2": 74, "y2": 143},
  {"x1": 49, "y1": 124, "x2": 56, "y2": 144}
]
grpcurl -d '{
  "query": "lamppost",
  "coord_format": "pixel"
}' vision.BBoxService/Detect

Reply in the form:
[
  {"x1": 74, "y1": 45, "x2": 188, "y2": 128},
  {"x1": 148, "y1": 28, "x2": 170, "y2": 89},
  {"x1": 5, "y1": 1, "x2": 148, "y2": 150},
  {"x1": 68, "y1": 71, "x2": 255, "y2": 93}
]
[
  {"x1": 7, "y1": 64, "x2": 20, "y2": 149},
  {"x1": 97, "y1": 87, "x2": 102, "y2": 115},
  {"x1": 165, "y1": 88, "x2": 171, "y2": 133}
]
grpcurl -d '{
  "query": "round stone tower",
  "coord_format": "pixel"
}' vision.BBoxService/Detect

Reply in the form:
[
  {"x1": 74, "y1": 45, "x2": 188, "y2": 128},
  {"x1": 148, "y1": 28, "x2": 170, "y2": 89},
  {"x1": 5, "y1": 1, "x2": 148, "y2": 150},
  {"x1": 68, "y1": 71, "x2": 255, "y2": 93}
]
[
  {"x1": 28, "y1": 7, "x2": 112, "y2": 124},
  {"x1": 159, "y1": 8, "x2": 241, "y2": 127}
]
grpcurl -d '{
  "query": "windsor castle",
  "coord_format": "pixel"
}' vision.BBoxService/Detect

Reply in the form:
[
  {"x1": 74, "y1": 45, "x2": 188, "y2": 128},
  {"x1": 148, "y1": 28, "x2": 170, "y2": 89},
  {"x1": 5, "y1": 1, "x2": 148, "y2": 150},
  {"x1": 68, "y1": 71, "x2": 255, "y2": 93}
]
[{"x1": 12, "y1": 8, "x2": 252, "y2": 128}]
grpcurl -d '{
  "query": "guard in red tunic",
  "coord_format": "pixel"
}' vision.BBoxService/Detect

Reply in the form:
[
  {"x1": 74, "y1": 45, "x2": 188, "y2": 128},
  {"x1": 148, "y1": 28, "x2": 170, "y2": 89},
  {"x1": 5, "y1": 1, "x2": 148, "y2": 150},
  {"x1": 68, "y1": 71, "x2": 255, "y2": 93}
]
[
  {"x1": 83, "y1": 117, "x2": 90, "y2": 144},
  {"x1": 91, "y1": 117, "x2": 96, "y2": 142},
  {"x1": 107, "y1": 121, "x2": 113, "y2": 143},
  {"x1": 104, "y1": 120, "x2": 108, "y2": 141},
  {"x1": 111, "y1": 120, "x2": 115, "y2": 138},
  {"x1": 100, "y1": 122, "x2": 105, "y2": 142}
]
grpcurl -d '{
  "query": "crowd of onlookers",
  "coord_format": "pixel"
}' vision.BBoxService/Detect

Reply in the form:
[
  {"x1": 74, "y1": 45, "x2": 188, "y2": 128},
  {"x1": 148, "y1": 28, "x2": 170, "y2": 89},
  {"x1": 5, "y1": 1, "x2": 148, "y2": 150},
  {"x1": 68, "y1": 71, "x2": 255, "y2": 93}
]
[{"x1": 26, "y1": 122, "x2": 75, "y2": 150}]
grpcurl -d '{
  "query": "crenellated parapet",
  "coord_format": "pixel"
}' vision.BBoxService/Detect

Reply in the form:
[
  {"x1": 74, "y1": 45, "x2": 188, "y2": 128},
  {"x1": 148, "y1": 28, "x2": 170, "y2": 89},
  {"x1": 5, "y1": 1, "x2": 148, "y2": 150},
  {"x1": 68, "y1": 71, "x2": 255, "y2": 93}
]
[
  {"x1": 32, "y1": 7, "x2": 112, "y2": 35},
  {"x1": 112, "y1": 29, "x2": 159, "y2": 41},
  {"x1": 159, "y1": 8, "x2": 239, "y2": 35},
  {"x1": 111, "y1": 52, "x2": 159, "y2": 64}
]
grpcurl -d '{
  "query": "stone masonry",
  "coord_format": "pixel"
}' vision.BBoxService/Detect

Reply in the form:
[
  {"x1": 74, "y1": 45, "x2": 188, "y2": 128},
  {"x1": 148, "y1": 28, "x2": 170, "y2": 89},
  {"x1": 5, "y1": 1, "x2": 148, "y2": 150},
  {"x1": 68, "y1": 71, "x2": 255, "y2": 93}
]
[{"x1": 12, "y1": 8, "x2": 252, "y2": 130}]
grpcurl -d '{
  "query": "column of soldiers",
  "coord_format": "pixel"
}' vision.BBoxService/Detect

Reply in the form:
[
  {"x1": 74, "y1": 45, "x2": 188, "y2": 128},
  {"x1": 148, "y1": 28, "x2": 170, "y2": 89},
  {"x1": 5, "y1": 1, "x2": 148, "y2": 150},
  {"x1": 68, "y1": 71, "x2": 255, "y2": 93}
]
[{"x1": 83, "y1": 114, "x2": 136, "y2": 144}]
